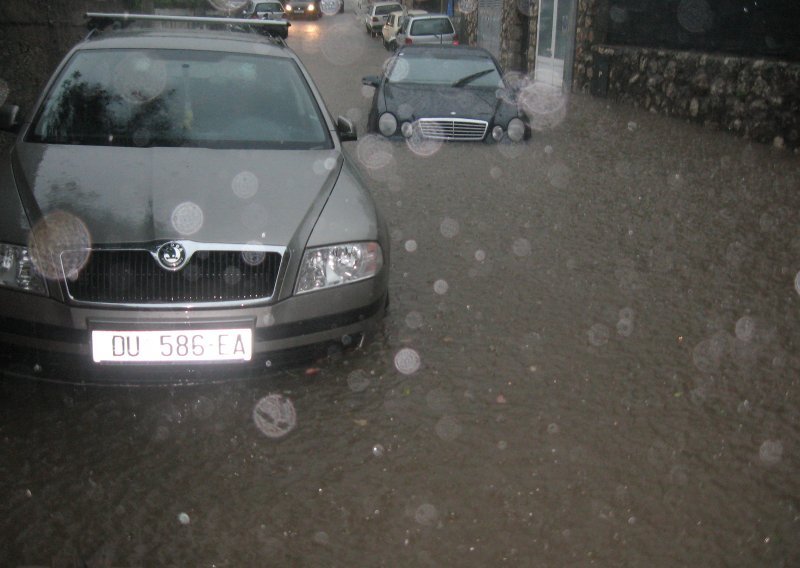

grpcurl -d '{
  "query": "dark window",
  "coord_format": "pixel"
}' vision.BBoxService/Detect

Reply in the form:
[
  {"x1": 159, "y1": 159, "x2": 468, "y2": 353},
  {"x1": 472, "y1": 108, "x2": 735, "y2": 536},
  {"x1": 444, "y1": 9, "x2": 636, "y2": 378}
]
[{"x1": 606, "y1": 0, "x2": 800, "y2": 61}]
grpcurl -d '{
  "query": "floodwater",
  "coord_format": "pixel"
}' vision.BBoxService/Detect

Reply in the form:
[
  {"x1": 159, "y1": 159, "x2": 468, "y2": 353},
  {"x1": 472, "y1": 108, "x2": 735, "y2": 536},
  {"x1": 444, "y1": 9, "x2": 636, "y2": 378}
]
[{"x1": 2, "y1": 10, "x2": 800, "y2": 567}]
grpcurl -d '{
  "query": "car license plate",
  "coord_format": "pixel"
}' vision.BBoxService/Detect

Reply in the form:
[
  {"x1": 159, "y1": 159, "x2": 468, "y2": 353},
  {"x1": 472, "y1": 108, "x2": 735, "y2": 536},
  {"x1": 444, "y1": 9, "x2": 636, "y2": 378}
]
[{"x1": 92, "y1": 329, "x2": 252, "y2": 363}]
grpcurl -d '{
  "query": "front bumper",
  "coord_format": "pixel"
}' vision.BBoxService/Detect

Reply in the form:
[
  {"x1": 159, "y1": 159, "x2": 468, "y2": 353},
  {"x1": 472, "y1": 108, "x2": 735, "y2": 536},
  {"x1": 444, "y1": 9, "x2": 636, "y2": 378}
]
[{"x1": 0, "y1": 275, "x2": 387, "y2": 383}]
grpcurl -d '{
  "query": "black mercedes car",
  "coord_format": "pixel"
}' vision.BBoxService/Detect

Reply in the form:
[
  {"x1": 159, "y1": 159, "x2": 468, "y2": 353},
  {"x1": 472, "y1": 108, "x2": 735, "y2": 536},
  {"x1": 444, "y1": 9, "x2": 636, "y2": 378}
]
[{"x1": 361, "y1": 45, "x2": 530, "y2": 143}]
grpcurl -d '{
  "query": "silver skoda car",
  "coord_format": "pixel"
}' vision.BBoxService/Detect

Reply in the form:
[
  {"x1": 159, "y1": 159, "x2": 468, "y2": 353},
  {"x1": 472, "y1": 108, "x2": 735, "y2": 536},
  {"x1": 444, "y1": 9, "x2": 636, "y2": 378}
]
[{"x1": 0, "y1": 14, "x2": 389, "y2": 383}]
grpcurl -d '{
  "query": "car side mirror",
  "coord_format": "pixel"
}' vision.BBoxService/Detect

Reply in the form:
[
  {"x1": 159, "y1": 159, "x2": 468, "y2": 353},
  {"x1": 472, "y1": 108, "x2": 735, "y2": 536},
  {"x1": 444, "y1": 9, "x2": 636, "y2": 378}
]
[
  {"x1": 336, "y1": 116, "x2": 357, "y2": 142},
  {"x1": 0, "y1": 104, "x2": 21, "y2": 134},
  {"x1": 361, "y1": 75, "x2": 381, "y2": 88}
]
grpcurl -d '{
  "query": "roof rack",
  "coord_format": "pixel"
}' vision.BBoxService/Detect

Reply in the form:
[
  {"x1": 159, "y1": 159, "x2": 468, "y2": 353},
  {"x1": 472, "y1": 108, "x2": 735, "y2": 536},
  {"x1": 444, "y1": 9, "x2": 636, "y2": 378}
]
[{"x1": 85, "y1": 12, "x2": 290, "y2": 42}]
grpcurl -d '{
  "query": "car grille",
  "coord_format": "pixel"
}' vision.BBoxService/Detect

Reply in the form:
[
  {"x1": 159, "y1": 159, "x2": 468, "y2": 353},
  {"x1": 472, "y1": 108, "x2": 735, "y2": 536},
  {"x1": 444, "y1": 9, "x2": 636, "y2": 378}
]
[
  {"x1": 63, "y1": 248, "x2": 282, "y2": 305},
  {"x1": 417, "y1": 118, "x2": 488, "y2": 141}
]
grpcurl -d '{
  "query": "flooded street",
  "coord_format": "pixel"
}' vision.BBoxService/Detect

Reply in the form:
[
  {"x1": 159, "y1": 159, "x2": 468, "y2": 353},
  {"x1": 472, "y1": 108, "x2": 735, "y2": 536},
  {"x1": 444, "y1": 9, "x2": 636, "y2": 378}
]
[{"x1": 2, "y1": 12, "x2": 800, "y2": 566}]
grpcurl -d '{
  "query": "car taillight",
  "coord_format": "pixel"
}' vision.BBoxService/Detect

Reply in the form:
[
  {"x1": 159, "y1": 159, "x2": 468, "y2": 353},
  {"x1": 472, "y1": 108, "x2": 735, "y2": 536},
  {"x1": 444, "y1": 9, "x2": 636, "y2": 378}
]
[
  {"x1": 453, "y1": 34, "x2": 459, "y2": 45},
  {"x1": 405, "y1": 37, "x2": 412, "y2": 44},
  {"x1": 372, "y1": 16, "x2": 379, "y2": 22},
  {"x1": 250, "y1": 13, "x2": 259, "y2": 18}
]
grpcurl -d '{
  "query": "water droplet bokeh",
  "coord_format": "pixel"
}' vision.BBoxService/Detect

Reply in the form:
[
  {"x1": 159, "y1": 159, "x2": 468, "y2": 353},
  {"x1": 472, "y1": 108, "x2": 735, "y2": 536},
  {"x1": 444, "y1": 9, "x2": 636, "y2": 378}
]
[
  {"x1": 253, "y1": 394, "x2": 297, "y2": 439},
  {"x1": 394, "y1": 348, "x2": 421, "y2": 375}
]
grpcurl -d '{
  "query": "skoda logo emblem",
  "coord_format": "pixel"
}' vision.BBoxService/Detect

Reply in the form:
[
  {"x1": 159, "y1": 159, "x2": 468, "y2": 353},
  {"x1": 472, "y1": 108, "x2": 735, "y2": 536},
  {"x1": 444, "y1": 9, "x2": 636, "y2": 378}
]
[{"x1": 157, "y1": 241, "x2": 187, "y2": 270}]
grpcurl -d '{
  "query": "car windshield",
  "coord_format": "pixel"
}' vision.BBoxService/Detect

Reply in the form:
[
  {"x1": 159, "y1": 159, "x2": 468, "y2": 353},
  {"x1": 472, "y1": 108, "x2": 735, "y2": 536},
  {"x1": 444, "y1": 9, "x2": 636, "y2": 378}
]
[
  {"x1": 387, "y1": 53, "x2": 502, "y2": 87},
  {"x1": 29, "y1": 49, "x2": 332, "y2": 149},
  {"x1": 409, "y1": 17, "x2": 453, "y2": 36},
  {"x1": 375, "y1": 4, "x2": 400, "y2": 15}
]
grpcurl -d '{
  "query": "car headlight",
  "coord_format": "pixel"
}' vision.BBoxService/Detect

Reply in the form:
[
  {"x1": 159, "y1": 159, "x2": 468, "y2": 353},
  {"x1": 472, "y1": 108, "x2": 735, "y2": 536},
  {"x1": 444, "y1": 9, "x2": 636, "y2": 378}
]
[
  {"x1": 507, "y1": 118, "x2": 526, "y2": 142},
  {"x1": 400, "y1": 121, "x2": 413, "y2": 138},
  {"x1": 296, "y1": 242, "x2": 383, "y2": 294},
  {"x1": 0, "y1": 244, "x2": 48, "y2": 295},
  {"x1": 378, "y1": 112, "x2": 398, "y2": 136},
  {"x1": 492, "y1": 125, "x2": 504, "y2": 141},
  {"x1": 308, "y1": 3, "x2": 315, "y2": 10},
  {"x1": 285, "y1": 4, "x2": 293, "y2": 11}
]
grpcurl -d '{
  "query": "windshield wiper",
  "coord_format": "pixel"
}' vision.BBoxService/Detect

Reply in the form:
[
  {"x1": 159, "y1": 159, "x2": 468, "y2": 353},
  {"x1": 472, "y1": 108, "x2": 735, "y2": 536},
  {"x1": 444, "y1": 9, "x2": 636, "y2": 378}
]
[{"x1": 452, "y1": 68, "x2": 496, "y2": 88}]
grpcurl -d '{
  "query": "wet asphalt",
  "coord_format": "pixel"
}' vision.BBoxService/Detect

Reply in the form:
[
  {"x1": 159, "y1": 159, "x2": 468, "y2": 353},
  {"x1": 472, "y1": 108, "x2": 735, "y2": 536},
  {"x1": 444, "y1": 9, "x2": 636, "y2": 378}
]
[{"x1": 2, "y1": 10, "x2": 800, "y2": 567}]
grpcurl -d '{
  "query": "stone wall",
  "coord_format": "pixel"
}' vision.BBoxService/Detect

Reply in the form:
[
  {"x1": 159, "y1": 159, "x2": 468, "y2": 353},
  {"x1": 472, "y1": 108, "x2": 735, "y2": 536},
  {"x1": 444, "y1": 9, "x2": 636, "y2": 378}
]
[
  {"x1": 573, "y1": 45, "x2": 800, "y2": 148},
  {"x1": 570, "y1": 0, "x2": 799, "y2": 149}
]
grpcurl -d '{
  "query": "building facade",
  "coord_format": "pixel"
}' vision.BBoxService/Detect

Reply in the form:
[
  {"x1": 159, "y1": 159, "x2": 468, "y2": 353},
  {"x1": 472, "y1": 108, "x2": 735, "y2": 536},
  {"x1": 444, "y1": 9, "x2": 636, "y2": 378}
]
[{"x1": 446, "y1": 0, "x2": 799, "y2": 148}]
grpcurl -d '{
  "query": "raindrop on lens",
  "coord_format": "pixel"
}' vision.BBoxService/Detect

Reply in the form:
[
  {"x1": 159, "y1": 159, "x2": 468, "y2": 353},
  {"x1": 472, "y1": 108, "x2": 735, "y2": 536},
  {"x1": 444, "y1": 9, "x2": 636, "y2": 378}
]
[
  {"x1": 191, "y1": 396, "x2": 215, "y2": 420},
  {"x1": 405, "y1": 311, "x2": 424, "y2": 329},
  {"x1": 394, "y1": 348, "x2": 421, "y2": 375},
  {"x1": 404, "y1": 240, "x2": 418, "y2": 252},
  {"x1": 517, "y1": 82, "x2": 567, "y2": 131},
  {"x1": 356, "y1": 135, "x2": 393, "y2": 170},
  {"x1": 320, "y1": 0, "x2": 342, "y2": 15},
  {"x1": 208, "y1": 0, "x2": 248, "y2": 12},
  {"x1": 435, "y1": 415, "x2": 462, "y2": 441},
  {"x1": 414, "y1": 503, "x2": 439, "y2": 526},
  {"x1": 759, "y1": 440, "x2": 783, "y2": 465},
  {"x1": 457, "y1": 0, "x2": 477, "y2": 14},
  {"x1": 347, "y1": 370, "x2": 370, "y2": 392},
  {"x1": 433, "y1": 279, "x2": 449, "y2": 295},
  {"x1": 372, "y1": 444, "x2": 385, "y2": 457},
  {"x1": 178, "y1": 512, "x2": 190, "y2": 525},
  {"x1": 406, "y1": 121, "x2": 443, "y2": 157},
  {"x1": 253, "y1": 394, "x2": 297, "y2": 439},
  {"x1": 794, "y1": 271, "x2": 800, "y2": 296},
  {"x1": 232, "y1": 171, "x2": 259, "y2": 199},
  {"x1": 439, "y1": 218, "x2": 460, "y2": 239},
  {"x1": 617, "y1": 318, "x2": 634, "y2": 337},
  {"x1": 475, "y1": 249, "x2": 486, "y2": 262},
  {"x1": 588, "y1": 323, "x2": 610, "y2": 347},
  {"x1": 735, "y1": 316, "x2": 756, "y2": 342},
  {"x1": 28, "y1": 210, "x2": 92, "y2": 280},
  {"x1": 677, "y1": 0, "x2": 714, "y2": 33},
  {"x1": 512, "y1": 238, "x2": 531, "y2": 257},
  {"x1": 321, "y1": 23, "x2": 365, "y2": 66},
  {"x1": 171, "y1": 201, "x2": 204, "y2": 236}
]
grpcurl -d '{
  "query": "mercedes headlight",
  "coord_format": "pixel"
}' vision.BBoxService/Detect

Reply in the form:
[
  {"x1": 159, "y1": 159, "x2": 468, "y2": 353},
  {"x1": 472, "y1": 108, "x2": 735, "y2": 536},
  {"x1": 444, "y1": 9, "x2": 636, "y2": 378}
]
[
  {"x1": 378, "y1": 113, "x2": 398, "y2": 136},
  {"x1": 296, "y1": 242, "x2": 383, "y2": 294},
  {"x1": 0, "y1": 243, "x2": 47, "y2": 295}
]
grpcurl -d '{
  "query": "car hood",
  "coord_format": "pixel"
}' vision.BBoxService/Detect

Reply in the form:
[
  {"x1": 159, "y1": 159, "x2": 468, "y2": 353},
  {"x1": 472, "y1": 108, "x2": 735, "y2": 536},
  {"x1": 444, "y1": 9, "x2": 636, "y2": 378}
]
[
  {"x1": 382, "y1": 83, "x2": 501, "y2": 122},
  {"x1": 11, "y1": 143, "x2": 340, "y2": 247}
]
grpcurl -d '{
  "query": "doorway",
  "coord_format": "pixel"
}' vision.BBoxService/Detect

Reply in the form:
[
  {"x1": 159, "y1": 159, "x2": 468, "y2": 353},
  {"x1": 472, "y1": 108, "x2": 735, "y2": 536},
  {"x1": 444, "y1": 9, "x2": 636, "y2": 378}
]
[{"x1": 534, "y1": 0, "x2": 575, "y2": 88}]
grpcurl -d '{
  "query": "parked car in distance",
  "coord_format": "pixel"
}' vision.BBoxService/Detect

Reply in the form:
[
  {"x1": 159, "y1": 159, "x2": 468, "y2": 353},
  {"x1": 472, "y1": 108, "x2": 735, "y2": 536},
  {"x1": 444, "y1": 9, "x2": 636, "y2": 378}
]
[
  {"x1": 242, "y1": 0, "x2": 286, "y2": 19},
  {"x1": 0, "y1": 13, "x2": 389, "y2": 384},
  {"x1": 395, "y1": 13, "x2": 457, "y2": 47},
  {"x1": 285, "y1": 0, "x2": 321, "y2": 19},
  {"x1": 364, "y1": 1, "x2": 403, "y2": 37},
  {"x1": 362, "y1": 45, "x2": 530, "y2": 143},
  {"x1": 382, "y1": 9, "x2": 427, "y2": 51},
  {"x1": 241, "y1": 0, "x2": 290, "y2": 38}
]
